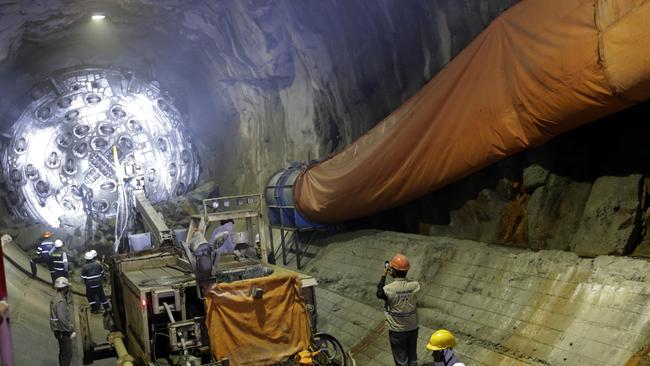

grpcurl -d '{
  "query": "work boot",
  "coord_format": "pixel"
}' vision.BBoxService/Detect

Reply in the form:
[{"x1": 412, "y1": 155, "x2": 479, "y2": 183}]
[{"x1": 29, "y1": 261, "x2": 37, "y2": 278}]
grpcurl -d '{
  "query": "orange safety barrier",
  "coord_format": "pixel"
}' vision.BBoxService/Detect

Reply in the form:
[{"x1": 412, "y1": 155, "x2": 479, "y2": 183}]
[{"x1": 295, "y1": 0, "x2": 650, "y2": 223}]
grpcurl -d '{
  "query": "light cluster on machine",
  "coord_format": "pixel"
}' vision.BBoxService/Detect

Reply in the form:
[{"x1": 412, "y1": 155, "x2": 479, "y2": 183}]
[
  {"x1": 1, "y1": 67, "x2": 199, "y2": 230},
  {"x1": 111, "y1": 149, "x2": 175, "y2": 252}
]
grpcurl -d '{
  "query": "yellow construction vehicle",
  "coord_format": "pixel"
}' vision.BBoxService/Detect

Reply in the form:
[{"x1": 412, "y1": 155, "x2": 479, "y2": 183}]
[{"x1": 79, "y1": 151, "x2": 350, "y2": 366}]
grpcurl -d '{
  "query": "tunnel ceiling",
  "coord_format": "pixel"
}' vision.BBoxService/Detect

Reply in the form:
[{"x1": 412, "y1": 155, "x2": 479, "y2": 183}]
[{"x1": 0, "y1": 0, "x2": 518, "y2": 233}]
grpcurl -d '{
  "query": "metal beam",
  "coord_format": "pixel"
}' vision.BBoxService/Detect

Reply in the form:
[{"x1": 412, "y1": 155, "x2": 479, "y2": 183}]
[{"x1": 133, "y1": 191, "x2": 173, "y2": 247}]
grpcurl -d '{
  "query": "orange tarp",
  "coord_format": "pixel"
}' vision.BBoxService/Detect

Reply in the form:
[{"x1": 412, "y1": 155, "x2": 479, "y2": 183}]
[
  {"x1": 204, "y1": 274, "x2": 311, "y2": 365},
  {"x1": 295, "y1": 0, "x2": 650, "y2": 223}
]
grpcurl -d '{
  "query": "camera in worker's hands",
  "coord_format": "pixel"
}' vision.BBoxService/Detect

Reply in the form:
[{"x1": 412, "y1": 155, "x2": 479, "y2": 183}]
[{"x1": 384, "y1": 260, "x2": 390, "y2": 270}]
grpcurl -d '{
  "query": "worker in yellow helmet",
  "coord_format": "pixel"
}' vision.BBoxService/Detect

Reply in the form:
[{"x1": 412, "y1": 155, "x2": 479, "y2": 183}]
[
  {"x1": 376, "y1": 253, "x2": 421, "y2": 366},
  {"x1": 423, "y1": 329, "x2": 465, "y2": 366}
]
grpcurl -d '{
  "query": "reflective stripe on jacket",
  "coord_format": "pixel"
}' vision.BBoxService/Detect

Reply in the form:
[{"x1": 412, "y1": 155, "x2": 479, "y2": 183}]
[
  {"x1": 49, "y1": 291, "x2": 73, "y2": 333},
  {"x1": 48, "y1": 249, "x2": 68, "y2": 273},
  {"x1": 381, "y1": 277, "x2": 420, "y2": 332},
  {"x1": 35, "y1": 240, "x2": 55, "y2": 259},
  {"x1": 81, "y1": 260, "x2": 104, "y2": 288}
]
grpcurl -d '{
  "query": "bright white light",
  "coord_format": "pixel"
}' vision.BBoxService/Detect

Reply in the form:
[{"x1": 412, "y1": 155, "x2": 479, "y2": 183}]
[
  {"x1": 2, "y1": 67, "x2": 199, "y2": 229},
  {"x1": 91, "y1": 14, "x2": 106, "y2": 21}
]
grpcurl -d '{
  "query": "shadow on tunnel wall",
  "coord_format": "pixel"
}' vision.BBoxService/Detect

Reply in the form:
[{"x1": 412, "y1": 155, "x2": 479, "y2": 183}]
[{"x1": 353, "y1": 100, "x2": 650, "y2": 257}]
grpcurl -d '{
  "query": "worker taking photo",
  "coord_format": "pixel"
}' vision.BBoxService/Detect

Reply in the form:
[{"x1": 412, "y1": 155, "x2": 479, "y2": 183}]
[{"x1": 376, "y1": 253, "x2": 421, "y2": 366}]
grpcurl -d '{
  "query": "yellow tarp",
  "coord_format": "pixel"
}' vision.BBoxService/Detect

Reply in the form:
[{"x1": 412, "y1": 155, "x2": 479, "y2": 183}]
[
  {"x1": 204, "y1": 274, "x2": 311, "y2": 365},
  {"x1": 295, "y1": 0, "x2": 650, "y2": 223}
]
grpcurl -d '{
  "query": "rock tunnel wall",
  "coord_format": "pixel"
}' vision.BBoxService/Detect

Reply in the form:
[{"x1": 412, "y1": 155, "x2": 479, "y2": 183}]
[
  {"x1": 364, "y1": 101, "x2": 650, "y2": 257},
  {"x1": 294, "y1": 0, "x2": 650, "y2": 224},
  {"x1": 300, "y1": 230, "x2": 650, "y2": 366},
  {"x1": 0, "y1": 0, "x2": 521, "y2": 250},
  {"x1": 0, "y1": 0, "x2": 519, "y2": 197}
]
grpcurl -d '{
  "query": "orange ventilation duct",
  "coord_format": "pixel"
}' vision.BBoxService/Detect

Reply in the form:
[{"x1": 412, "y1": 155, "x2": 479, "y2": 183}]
[{"x1": 294, "y1": 0, "x2": 650, "y2": 223}]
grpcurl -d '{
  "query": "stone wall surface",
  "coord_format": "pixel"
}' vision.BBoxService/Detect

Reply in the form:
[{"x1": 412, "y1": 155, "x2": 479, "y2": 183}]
[
  {"x1": 0, "y1": 0, "x2": 519, "y2": 198},
  {"x1": 397, "y1": 103, "x2": 650, "y2": 257},
  {"x1": 0, "y1": 0, "x2": 527, "y2": 252},
  {"x1": 298, "y1": 230, "x2": 650, "y2": 365},
  {"x1": 571, "y1": 175, "x2": 644, "y2": 256}
]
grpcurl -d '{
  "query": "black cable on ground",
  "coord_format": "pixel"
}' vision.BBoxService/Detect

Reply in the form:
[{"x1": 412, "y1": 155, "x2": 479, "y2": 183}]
[{"x1": 2, "y1": 252, "x2": 86, "y2": 297}]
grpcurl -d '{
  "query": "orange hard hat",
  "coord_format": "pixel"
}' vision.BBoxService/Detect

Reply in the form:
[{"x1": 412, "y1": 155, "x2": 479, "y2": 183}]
[
  {"x1": 42, "y1": 231, "x2": 53, "y2": 238},
  {"x1": 390, "y1": 253, "x2": 410, "y2": 271}
]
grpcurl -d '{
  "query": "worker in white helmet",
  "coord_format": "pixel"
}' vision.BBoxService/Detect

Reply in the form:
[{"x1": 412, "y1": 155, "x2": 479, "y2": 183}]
[
  {"x1": 47, "y1": 239, "x2": 68, "y2": 284},
  {"x1": 81, "y1": 250, "x2": 109, "y2": 313},
  {"x1": 50, "y1": 277, "x2": 75, "y2": 366},
  {"x1": 211, "y1": 219, "x2": 235, "y2": 255},
  {"x1": 189, "y1": 229, "x2": 216, "y2": 295}
]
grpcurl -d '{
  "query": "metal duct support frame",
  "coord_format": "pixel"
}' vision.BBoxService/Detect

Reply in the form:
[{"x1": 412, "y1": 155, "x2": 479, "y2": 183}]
[{"x1": 264, "y1": 164, "x2": 326, "y2": 269}]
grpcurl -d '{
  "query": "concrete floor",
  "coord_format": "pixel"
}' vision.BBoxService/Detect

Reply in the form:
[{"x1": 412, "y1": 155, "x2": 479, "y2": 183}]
[
  {"x1": 291, "y1": 230, "x2": 650, "y2": 366},
  {"x1": 3, "y1": 248, "x2": 115, "y2": 366},
  {"x1": 7, "y1": 229, "x2": 650, "y2": 365}
]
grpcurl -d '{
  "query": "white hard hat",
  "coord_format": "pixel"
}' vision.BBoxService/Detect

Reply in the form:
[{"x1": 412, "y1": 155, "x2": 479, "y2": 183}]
[
  {"x1": 54, "y1": 277, "x2": 69, "y2": 289},
  {"x1": 84, "y1": 251, "x2": 95, "y2": 261},
  {"x1": 54, "y1": 239, "x2": 64, "y2": 248}
]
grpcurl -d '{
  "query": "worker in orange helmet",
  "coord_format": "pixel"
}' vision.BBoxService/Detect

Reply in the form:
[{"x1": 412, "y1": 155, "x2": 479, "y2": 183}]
[
  {"x1": 29, "y1": 231, "x2": 56, "y2": 280},
  {"x1": 376, "y1": 253, "x2": 421, "y2": 366}
]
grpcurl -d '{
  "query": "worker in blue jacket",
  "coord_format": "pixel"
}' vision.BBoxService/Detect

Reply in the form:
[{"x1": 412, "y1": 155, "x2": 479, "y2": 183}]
[
  {"x1": 81, "y1": 250, "x2": 110, "y2": 313},
  {"x1": 29, "y1": 231, "x2": 56, "y2": 279},
  {"x1": 48, "y1": 240, "x2": 69, "y2": 284}
]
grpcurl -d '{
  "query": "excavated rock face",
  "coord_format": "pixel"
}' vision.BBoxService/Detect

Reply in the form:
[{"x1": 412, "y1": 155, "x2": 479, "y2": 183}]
[
  {"x1": 0, "y1": 1, "x2": 646, "y2": 258},
  {"x1": 2, "y1": 67, "x2": 200, "y2": 229},
  {"x1": 397, "y1": 102, "x2": 650, "y2": 257},
  {"x1": 0, "y1": 0, "x2": 519, "y2": 243}
]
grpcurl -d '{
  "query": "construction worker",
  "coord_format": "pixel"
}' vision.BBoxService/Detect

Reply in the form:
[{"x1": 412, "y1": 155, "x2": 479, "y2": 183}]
[
  {"x1": 48, "y1": 239, "x2": 69, "y2": 284},
  {"x1": 423, "y1": 329, "x2": 465, "y2": 366},
  {"x1": 211, "y1": 219, "x2": 235, "y2": 255},
  {"x1": 81, "y1": 250, "x2": 110, "y2": 313},
  {"x1": 189, "y1": 229, "x2": 218, "y2": 295},
  {"x1": 376, "y1": 253, "x2": 421, "y2": 366},
  {"x1": 29, "y1": 231, "x2": 56, "y2": 279},
  {"x1": 0, "y1": 300, "x2": 7, "y2": 324},
  {"x1": 50, "y1": 277, "x2": 75, "y2": 366}
]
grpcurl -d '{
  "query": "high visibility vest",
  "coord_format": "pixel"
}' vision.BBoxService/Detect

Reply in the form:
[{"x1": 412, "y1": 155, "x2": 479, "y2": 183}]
[
  {"x1": 49, "y1": 249, "x2": 68, "y2": 274},
  {"x1": 382, "y1": 278, "x2": 420, "y2": 332}
]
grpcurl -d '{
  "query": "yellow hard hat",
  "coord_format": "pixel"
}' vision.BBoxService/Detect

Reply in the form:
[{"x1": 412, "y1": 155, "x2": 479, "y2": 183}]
[
  {"x1": 427, "y1": 329, "x2": 456, "y2": 351},
  {"x1": 295, "y1": 350, "x2": 315, "y2": 365}
]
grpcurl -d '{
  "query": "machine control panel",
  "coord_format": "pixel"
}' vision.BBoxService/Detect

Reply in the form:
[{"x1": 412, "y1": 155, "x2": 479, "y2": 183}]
[
  {"x1": 169, "y1": 319, "x2": 203, "y2": 352},
  {"x1": 151, "y1": 288, "x2": 181, "y2": 315}
]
